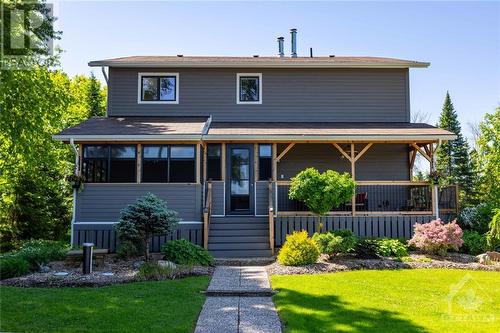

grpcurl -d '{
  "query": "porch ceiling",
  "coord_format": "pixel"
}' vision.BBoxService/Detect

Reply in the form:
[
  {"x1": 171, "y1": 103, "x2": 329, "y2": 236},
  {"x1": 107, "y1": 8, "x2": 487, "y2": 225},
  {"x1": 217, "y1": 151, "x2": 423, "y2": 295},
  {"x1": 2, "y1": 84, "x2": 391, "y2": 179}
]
[{"x1": 204, "y1": 122, "x2": 456, "y2": 142}]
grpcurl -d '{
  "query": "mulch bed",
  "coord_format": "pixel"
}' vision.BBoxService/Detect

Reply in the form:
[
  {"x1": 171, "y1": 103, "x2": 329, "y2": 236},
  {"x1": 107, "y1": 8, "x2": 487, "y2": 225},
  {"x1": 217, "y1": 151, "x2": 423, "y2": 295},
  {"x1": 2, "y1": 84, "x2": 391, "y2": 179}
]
[
  {"x1": 267, "y1": 252, "x2": 500, "y2": 275},
  {"x1": 1, "y1": 255, "x2": 213, "y2": 288}
]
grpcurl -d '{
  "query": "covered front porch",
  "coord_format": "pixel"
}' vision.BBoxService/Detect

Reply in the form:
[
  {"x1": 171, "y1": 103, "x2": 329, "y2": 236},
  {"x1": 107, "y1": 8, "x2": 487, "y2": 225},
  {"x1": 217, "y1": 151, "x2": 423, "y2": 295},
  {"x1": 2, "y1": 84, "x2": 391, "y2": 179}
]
[{"x1": 202, "y1": 122, "x2": 458, "y2": 253}]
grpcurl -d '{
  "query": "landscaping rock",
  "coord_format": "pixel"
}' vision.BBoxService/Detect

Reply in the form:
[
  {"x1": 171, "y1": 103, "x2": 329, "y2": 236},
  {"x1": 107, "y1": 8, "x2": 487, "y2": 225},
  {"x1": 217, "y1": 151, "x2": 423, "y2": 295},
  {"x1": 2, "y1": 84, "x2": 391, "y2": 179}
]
[
  {"x1": 476, "y1": 253, "x2": 492, "y2": 265},
  {"x1": 267, "y1": 252, "x2": 500, "y2": 276},
  {"x1": 157, "y1": 260, "x2": 177, "y2": 269}
]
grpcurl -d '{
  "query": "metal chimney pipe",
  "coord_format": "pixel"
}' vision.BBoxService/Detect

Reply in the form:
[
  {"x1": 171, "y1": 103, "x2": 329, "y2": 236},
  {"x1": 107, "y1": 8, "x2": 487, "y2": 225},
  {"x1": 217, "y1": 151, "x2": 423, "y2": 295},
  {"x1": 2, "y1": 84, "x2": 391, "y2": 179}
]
[
  {"x1": 290, "y1": 28, "x2": 297, "y2": 58},
  {"x1": 277, "y1": 37, "x2": 284, "y2": 57}
]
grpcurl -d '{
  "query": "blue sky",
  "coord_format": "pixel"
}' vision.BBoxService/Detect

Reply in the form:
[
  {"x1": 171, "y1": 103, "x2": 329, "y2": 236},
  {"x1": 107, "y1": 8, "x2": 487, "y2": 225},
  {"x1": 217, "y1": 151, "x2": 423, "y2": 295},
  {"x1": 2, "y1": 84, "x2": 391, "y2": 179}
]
[{"x1": 56, "y1": 1, "x2": 499, "y2": 138}]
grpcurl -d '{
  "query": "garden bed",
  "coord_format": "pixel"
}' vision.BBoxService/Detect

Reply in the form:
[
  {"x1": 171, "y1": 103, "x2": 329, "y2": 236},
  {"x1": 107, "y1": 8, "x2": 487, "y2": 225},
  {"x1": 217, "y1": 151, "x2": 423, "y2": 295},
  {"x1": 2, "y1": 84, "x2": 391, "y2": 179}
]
[
  {"x1": 267, "y1": 252, "x2": 500, "y2": 275},
  {"x1": 0, "y1": 255, "x2": 213, "y2": 288}
]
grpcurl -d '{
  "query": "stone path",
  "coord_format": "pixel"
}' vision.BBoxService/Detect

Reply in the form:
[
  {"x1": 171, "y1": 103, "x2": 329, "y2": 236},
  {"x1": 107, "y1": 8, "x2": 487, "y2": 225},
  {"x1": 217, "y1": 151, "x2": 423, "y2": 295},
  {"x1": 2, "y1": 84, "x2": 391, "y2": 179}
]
[{"x1": 195, "y1": 266, "x2": 282, "y2": 333}]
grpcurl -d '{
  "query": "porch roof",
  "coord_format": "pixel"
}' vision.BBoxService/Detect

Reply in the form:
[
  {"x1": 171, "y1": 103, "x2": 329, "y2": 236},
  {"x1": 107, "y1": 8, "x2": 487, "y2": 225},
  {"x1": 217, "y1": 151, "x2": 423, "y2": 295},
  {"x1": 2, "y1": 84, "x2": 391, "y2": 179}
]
[
  {"x1": 205, "y1": 122, "x2": 456, "y2": 142},
  {"x1": 53, "y1": 116, "x2": 208, "y2": 142}
]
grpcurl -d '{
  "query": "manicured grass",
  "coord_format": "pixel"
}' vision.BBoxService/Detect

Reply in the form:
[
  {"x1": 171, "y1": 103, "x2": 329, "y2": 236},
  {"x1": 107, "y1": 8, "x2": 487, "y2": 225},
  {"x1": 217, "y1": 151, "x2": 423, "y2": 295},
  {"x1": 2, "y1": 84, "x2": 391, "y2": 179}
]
[
  {"x1": 1, "y1": 276, "x2": 209, "y2": 333},
  {"x1": 272, "y1": 269, "x2": 499, "y2": 333}
]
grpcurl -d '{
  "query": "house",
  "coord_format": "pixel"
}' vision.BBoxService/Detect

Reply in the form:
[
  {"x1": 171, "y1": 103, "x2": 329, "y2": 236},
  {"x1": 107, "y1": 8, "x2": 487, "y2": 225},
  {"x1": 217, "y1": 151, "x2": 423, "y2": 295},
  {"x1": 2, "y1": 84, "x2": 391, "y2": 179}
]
[{"x1": 54, "y1": 29, "x2": 457, "y2": 258}]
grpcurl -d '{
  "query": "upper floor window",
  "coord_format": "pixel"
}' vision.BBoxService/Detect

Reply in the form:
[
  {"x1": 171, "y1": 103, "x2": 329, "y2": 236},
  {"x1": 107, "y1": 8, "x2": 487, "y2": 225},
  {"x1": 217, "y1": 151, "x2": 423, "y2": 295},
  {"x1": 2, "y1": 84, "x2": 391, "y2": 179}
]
[
  {"x1": 138, "y1": 73, "x2": 179, "y2": 104},
  {"x1": 83, "y1": 145, "x2": 137, "y2": 183},
  {"x1": 237, "y1": 73, "x2": 262, "y2": 104}
]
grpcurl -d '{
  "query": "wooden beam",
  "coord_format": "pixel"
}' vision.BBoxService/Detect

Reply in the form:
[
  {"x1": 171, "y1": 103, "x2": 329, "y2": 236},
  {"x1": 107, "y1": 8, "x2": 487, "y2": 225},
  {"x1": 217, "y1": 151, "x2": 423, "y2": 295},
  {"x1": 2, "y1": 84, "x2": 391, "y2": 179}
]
[
  {"x1": 196, "y1": 143, "x2": 201, "y2": 184},
  {"x1": 221, "y1": 143, "x2": 226, "y2": 181},
  {"x1": 354, "y1": 143, "x2": 373, "y2": 162},
  {"x1": 409, "y1": 148, "x2": 417, "y2": 176},
  {"x1": 411, "y1": 143, "x2": 432, "y2": 163},
  {"x1": 254, "y1": 143, "x2": 259, "y2": 181},
  {"x1": 272, "y1": 143, "x2": 277, "y2": 181},
  {"x1": 276, "y1": 143, "x2": 295, "y2": 162},
  {"x1": 332, "y1": 143, "x2": 352, "y2": 161},
  {"x1": 202, "y1": 143, "x2": 207, "y2": 183},
  {"x1": 136, "y1": 143, "x2": 142, "y2": 183}
]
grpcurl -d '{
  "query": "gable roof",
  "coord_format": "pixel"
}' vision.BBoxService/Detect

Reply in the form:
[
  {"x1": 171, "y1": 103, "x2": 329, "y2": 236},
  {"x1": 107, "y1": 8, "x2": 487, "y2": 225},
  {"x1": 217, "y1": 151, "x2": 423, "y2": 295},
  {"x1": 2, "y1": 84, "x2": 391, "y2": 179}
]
[{"x1": 89, "y1": 56, "x2": 429, "y2": 69}]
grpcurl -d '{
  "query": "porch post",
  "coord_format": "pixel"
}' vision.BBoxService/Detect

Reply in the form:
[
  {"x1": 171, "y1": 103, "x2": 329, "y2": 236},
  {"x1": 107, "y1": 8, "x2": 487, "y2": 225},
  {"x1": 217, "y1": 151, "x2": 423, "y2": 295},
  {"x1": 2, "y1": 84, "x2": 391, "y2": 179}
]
[
  {"x1": 196, "y1": 143, "x2": 201, "y2": 184},
  {"x1": 351, "y1": 143, "x2": 356, "y2": 216},
  {"x1": 136, "y1": 143, "x2": 142, "y2": 183},
  {"x1": 430, "y1": 142, "x2": 439, "y2": 219}
]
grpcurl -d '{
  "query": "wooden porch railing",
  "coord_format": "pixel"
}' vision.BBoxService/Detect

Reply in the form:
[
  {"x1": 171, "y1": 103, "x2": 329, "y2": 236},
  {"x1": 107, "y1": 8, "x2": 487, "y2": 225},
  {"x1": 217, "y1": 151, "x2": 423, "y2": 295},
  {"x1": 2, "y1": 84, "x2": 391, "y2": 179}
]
[
  {"x1": 268, "y1": 180, "x2": 275, "y2": 255},
  {"x1": 203, "y1": 181, "x2": 213, "y2": 249},
  {"x1": 274, "y1": 180, "x2": 458, "y2": 217}
]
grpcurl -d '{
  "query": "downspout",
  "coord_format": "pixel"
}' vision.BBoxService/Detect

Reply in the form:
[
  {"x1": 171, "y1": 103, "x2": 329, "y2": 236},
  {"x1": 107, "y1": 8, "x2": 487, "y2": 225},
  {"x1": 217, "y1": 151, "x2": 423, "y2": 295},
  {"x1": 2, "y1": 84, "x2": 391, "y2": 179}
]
[{"x1": 69, "y1": 138, "x2": 79, "y2": 247}]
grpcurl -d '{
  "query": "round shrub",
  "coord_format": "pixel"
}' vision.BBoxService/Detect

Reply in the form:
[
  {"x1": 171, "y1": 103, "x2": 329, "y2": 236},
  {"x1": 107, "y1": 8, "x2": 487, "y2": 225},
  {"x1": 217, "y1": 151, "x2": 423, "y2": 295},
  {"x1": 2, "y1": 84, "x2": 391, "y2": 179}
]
[
  {"x1": 354, "y1": 239, "x2": 380, "y2": 259},
  {"x1": 461, "y1": 231, "x2": 487, "y2": 255},
  {"x1": 278, "y1": 230, "x2": 320, "y2": 266},
  {"x1": 312, "y1": 229, "x2": 357, "y2": 256},
  {"x1": 376, "y1": 238, "x2": 408, "y2": 258},
  {"x1": 408, "y1": 219, "x2": 463, "y2": 256},
  {"x1": 161, "y1": 239, "x2": 213, "y2": 266},
  {"x1": 0, "y1": 255, "x2": 30, "y2": 280}
]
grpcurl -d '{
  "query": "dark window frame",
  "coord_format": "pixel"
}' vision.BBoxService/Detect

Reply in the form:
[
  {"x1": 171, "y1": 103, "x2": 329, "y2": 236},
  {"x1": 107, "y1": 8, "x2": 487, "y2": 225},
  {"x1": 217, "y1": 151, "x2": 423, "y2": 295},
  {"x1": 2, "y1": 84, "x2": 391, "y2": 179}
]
[
  {"x1": 238, "y1": 76, "x2": 260, "y2": 102},
  {"x1": 206, "y1": 144, "x2": 222, "y2": 181},
  {"x1": 82, "y1": 144, "x2": 137, "y2": 183},
  {"x1": 140, "y1": 75, "x2": 177, "y2": 102},
  {"x1": 258, "y1": 144, "x2": 272, "y2": 181},
  {"x1": 141, "y1": 145, "x2": 169, "y2": 183},
  {"x1": 140, "y1": 144, "x2": 196, "y2": 183}
]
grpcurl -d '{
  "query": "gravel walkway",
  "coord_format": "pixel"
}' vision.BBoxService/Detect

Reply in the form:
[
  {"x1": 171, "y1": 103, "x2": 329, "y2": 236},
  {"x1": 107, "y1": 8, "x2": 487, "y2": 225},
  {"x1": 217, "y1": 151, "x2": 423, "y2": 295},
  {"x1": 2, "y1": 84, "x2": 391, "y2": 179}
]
[{"x1": 195, "y1": 266, "x2": 282, "y2": 333}]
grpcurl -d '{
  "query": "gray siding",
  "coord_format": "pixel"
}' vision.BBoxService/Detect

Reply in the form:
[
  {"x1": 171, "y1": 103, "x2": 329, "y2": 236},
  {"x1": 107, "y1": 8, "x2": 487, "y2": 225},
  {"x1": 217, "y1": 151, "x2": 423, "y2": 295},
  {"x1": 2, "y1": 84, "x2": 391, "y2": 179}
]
[
  {"x1": 275, "y1": 215, "x2": 435, "y2": 245},
  {"x1": 108, "y1": 67, "x2": 410, "y2": 122},
  {"x1": 76, "y1": 184, "x2": 202, "y2": 222},
  {"x1": 73, "y1": 223, "x2": 202, "y2": 252},
  {"x1": 211, "y1": 181, "x2": 225, "y2": 216},
  {"x1": 255, "y1": 181, "x2": 270, "y2": 215},
  {"x1": 277, "y1": 143, "x2": 410, "y2": 180}
]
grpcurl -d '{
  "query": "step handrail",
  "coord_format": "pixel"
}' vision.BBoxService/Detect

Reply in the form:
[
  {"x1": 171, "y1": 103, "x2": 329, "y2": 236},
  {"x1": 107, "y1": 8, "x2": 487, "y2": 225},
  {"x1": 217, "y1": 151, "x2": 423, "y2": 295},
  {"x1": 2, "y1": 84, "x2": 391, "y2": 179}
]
[
  {"x1": 268, "y1": 180, "x2": 275, "y2": 255},
  {"x1": 203, "y1": 181, "x2": 213, "y2": 249}
]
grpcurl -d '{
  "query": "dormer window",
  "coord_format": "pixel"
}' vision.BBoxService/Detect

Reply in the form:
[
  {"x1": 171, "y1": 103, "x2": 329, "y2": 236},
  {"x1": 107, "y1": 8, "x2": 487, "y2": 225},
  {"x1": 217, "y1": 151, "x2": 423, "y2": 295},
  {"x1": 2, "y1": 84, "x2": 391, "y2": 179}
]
[
  {"x1": 237, "y1": 73, "x2": 262, "y2": 104},
  {"x1": 138, "y1": 73, "x2": 179, "y2": 104}
]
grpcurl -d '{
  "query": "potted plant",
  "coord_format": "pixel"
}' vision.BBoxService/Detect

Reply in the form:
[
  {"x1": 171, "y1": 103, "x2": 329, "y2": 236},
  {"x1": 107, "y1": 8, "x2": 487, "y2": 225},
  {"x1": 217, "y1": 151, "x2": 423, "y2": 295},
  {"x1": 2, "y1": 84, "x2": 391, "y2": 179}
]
[{"x1": 66, "y1": 174, "x2": 85, "y2": 190}]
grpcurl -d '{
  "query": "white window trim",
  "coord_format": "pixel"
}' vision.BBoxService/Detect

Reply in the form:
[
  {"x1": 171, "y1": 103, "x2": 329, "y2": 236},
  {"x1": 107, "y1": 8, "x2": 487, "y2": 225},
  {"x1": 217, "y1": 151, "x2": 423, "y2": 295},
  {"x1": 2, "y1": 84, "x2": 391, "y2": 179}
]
[
  {"x1": 236, "y1": 73, "x2": 262, "y2": 105},
  {"x1": 137, "y1": 72, "x2": 179, "y2": 104}
]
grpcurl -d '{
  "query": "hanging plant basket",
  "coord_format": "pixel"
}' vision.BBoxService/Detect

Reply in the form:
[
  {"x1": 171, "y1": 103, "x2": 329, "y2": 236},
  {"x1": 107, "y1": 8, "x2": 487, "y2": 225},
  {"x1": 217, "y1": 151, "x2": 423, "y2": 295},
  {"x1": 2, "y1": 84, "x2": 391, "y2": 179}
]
[{"x1": 66, "y1": 174, "x2": 85, "y2": 190}]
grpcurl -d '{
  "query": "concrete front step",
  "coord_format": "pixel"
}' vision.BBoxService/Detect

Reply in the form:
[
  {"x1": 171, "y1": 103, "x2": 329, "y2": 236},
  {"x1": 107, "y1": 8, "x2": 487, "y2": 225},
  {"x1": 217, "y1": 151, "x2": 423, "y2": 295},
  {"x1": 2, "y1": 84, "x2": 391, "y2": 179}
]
[
  {"x1": 209, "y1": 242, "x2": 270, "y2": 251},
  {"x1": 209, "y1": 249, "x2": 273, "y2": 258}
]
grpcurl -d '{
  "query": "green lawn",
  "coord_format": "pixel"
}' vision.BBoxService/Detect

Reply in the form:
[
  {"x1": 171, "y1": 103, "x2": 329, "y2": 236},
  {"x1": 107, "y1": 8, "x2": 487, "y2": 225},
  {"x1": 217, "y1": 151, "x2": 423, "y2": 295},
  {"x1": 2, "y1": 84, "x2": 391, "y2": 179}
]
[
  {"x1": 1, "y1": 276, "x2": 209, "y2": 333},
  {"x1": 271, "y1": 269, "x2": 499, "y2": 333}
]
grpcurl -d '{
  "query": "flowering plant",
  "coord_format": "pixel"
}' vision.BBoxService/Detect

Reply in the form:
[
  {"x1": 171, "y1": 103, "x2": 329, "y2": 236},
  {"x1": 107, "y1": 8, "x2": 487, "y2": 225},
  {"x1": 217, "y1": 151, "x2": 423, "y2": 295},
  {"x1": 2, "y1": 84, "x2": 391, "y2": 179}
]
[{"x1": 408, "y1": 219, "x2": 463, "y2": 256}]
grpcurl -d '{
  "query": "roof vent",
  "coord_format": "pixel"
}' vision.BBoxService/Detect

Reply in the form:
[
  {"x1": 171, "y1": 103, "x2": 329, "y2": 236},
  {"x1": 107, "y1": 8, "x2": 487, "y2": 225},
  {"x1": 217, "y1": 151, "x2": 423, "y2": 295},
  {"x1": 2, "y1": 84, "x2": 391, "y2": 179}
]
[
  {"x1": 253, "y1": 55, "x2": 259, "y2": 58},
  {"x1": 329, "y1": 55, "x2": 335, "y2": 58},
  {"x1": 277, "y1": 37, "x2": 284, "y2": 57},
  {"x1": 290, "y1": 28, "x2": 297, "y2": 58},
  {"x1": 177, "y1": 54, "x2": 183, "y2": 57}
]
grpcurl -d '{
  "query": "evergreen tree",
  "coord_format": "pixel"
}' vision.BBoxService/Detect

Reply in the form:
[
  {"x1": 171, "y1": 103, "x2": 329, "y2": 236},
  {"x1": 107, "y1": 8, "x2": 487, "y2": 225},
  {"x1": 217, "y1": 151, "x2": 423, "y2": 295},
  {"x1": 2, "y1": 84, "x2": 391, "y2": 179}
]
[
  {"x1": 87, "y1": 72, "x2": 106, "y2": 117},
  {"x1": 436, "y1": 92, "x2": 475, "y2": 202}
]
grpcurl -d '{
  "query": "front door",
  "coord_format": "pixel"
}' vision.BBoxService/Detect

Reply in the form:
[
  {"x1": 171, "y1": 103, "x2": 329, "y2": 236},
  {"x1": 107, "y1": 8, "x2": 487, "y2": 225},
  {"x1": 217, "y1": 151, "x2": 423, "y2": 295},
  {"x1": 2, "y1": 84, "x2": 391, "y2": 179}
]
[{"x1": 226, "y1": 144, "x2": 254, "y2": 214}]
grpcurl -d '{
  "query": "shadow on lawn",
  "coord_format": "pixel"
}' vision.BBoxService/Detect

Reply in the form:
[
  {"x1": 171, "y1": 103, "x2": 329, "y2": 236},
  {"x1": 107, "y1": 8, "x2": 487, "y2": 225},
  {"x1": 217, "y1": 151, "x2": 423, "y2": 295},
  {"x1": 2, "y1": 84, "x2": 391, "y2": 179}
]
[{"x1": 274, "y1": 288, "x2": 429, "y2": 333}]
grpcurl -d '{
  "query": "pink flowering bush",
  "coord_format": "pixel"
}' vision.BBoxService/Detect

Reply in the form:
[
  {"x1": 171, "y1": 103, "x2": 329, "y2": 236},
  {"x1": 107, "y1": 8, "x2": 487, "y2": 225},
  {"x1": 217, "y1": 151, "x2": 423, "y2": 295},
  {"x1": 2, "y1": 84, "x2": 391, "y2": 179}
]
[{"x1": 408, "y1": 219, "x2": 463, "y2": 256}]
